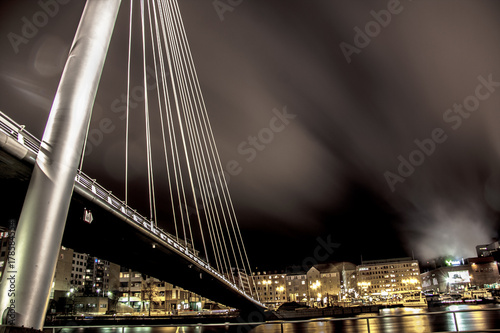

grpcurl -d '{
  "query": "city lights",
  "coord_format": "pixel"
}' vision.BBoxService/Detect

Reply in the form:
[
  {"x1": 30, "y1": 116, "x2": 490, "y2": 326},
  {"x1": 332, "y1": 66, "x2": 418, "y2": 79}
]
[
  {"x1": 402, "y1": 278, "x2": 419, "y2": 285},
  {"x1": 310, "y1": 280, "x2": 321, "y2": 290}
]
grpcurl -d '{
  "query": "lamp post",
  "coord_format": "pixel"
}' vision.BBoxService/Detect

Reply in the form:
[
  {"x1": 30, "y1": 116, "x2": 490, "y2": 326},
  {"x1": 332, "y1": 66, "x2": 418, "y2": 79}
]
[
  {"x1": 66, "y1": 287, "x2": 75, "y2": 315},
  {"x1": 357, "y1": 282, "x2": 371, "y2": 302},
  {"x1": 262, "y1": 280, "x2": 271, "y2": 307},
  {"x1": 310, "y1": 280, "x2": 320, "y2": 307},
  {"x1": 277, "y1": 286, "x2": 284, "y2": 306}
]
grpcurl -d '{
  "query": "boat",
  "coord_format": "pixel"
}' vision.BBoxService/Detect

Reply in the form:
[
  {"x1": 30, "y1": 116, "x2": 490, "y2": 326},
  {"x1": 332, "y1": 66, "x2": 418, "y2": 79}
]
[
  {"x1": 274, "y1": 302, "x2": 380, "y2": 319},
  {"x1": 402, "y1": 296, "x2": 427, "y2": 307},
  {"x1": 462, "y1": 289, "x2": 494, "y2": 303},
  {"x1": 383, "y1": 291, "x2": 428, "y2": 307}
]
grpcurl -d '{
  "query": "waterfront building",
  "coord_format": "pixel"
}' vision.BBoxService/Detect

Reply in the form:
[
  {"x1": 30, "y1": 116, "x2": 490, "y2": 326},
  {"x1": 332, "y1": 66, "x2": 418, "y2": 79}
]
[
  {"x1": 339, "y1": 262, "x2": 357, "y2": 301},
  {"x1": 50, "y1": 246, "x2": 120, "y2": 304},
  {"x1": 83, "y1": 256, "x2": 120, "y2": 296},
  {"x1": 71, "y1": 252, "x2": 88, "y2": 288},
  {"x1": 73, "y1": 296, "x2": 109, "y2": 314},
  {"x1": 252, "y1": 270, "x2": 287, "y2": 308},
  {"x1": 118, "y1": 268, "x2": 205, "y2": 313},
  {"x1": 52, "y1": 246, "x2": 74, "y2": 300},
  {"x1": 356, "y1": 257, "x2": 421, "y2": 299},
  {"x1": 469, "y1": 257, "x2": 500, "y2": 287},
  {"x1": 421, "y1": 265, "x2": 470, "y2": 293},
  {"x1": 307, "y1": 263, "x2": 342, "y2": 306},
  {"x1": 285, "y1": 270, "x2": 308, "y2": 304},
  {"x1": 421, "y1": 257, "x2": 500, "y2": 293}
]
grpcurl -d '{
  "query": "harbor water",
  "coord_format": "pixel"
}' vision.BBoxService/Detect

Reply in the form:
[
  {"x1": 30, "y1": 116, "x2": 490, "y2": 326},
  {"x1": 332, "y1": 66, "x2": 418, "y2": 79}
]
[{"x1": 44, "y1": 304, "x2": 500, "y2": 333}]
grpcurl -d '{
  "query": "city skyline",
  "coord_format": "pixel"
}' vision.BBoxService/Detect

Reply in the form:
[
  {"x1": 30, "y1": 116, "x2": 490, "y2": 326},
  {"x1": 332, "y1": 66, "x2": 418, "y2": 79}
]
[
  {"x1": 17, "y1": 242, "x2": 499, "y2": 312},
  {"x1": 1, "y1": 0, "x2": 500, "y2": 270}
]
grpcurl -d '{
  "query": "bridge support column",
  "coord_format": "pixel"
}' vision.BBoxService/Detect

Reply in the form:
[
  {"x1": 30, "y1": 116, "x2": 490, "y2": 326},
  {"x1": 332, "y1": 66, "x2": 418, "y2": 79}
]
[{"x1": 0, "y1": 0, "x2": 121, "y2": 331}]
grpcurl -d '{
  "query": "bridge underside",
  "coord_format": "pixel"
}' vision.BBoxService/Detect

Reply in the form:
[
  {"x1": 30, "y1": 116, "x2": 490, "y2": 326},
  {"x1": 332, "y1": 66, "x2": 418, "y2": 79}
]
[{"x1": 0, "y1": 149, "x2": 264, "y2": 314}]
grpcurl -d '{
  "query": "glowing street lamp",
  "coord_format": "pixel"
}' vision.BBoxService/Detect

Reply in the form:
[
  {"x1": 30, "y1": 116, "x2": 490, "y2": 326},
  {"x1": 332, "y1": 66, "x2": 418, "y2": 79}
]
[
  {"x1": 310, "y1": 280, "x2": 321, "y2": 290},
  {"x1": 309, "y1": 280, "x2": 321, "y2": 306},
  {"x1": 402, "y1": 278, "x2": 419, "y2": 292},
  {"x1": 357, "y1": 281, "x2": 371, "y2": 298}
]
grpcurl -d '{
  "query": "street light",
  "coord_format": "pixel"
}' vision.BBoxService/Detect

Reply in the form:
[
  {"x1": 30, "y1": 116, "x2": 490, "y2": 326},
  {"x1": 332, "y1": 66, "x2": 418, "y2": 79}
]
[
  {"x1": 262, "y1": 280, "x2": 271, "y2": 305},
  {"x1": 310, "y1": 280, "x2": 321, "y2": 307},
  {"x1": 357, "y1": 281, "x2": 371, "y2": 300}
]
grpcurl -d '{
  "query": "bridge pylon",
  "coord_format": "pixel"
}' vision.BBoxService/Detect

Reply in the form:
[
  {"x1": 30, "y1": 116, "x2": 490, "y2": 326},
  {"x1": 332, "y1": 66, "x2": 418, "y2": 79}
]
[{"x1": 0, "y1": 0, "x2": 121, "y2": 331}]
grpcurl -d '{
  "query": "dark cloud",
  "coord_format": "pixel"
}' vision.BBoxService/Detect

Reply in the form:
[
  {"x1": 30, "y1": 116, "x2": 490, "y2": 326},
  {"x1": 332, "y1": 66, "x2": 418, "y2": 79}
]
[{"x1": 1, "y1": 0, "x2": 500, "y2": 267}]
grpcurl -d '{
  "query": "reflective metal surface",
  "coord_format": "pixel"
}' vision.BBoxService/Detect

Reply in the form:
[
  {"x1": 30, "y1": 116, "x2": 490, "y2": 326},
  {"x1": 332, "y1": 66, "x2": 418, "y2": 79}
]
[{"x1": 0, "y1": 0, "x2": 121, "y2": 329}]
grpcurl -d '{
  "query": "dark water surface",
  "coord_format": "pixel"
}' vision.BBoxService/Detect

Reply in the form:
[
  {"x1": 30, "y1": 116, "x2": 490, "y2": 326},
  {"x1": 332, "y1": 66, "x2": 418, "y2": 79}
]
[{"x1": 45, "y1": 304, "x2": 500, "y2": 333}]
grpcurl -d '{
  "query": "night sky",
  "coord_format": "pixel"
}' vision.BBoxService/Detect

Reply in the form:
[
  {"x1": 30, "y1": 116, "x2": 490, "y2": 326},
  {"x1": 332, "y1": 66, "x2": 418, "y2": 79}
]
[{"x1": 1, "y1": 0, "x2": 500, "y2": 270}]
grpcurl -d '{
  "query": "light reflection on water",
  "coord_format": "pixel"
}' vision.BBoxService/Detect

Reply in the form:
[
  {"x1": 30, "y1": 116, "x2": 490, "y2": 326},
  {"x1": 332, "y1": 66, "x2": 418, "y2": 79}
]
[{"x1": 47, "y1": 304, "x2": 500, "y2": 333}]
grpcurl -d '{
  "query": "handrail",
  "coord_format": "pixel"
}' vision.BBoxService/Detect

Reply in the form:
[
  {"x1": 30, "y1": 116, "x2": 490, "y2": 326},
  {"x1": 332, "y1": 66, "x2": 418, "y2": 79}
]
[
  {"x1": 0, "y1": 110, "x2": 264, "y2": 307},
  {"x1": 43, "y1": 307, "x2": 500, "y2": 332}
]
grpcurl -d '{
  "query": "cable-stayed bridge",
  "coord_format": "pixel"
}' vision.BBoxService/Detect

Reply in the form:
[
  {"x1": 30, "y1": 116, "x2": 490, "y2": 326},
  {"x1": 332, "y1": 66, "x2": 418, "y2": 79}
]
[
  {"x1": 0, "y1": 0, "x2": 265, "y2": 330},
  {"x1": 0, "y1": 111, "x2": 264, "y2": 313}
]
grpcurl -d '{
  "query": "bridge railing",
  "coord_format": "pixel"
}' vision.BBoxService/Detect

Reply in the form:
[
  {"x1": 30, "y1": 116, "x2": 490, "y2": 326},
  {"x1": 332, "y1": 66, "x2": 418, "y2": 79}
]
[
  {"x1": 0, "y1": 112, "x2": 198, "y2": 254},
  {"x1": 0, "y1": 112, "x2": 41, "y2": 154},
  {"x1": 0, "y1": 111, "x2": 262, "y2": 305}
]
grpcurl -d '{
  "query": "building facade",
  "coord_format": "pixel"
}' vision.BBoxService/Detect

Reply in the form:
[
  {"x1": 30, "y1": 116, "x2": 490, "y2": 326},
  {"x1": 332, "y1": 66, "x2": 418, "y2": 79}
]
[
  {"x1": 307, "y1": 264, "x2": 342, "y2": 306},
  {"x1": 421, "y1": 257, "x2": 500, "y2": 293},
  {"x1": 52, "y1": 246, "x2": 74, "y2": 299},
  {"x1": 83, "y1": 256, "x2": 120, "y2": 296},
  {"x1": 356, "y1": 257, "x2": 421, "y2": 299},
  {"x1": 71, "y1": 252, "x2": 88, "y2": 288},
  {"x1": 421, "y1": 265, "x2": 471, "y2": 293},
  {"x1": 339, "y1": 262, "x2": 357, "y2": 301},
  {"x1": 252, "y1": 271, "x2": 287, "y2": 308},
  {"x1": 118, "y1": 269, "x2": 205, "y2": 313},
  {"x1": 285, "y1": 271, "x2": 308, "y2": 303},
  {"x1": 50, "y1": 247, "x2": 120, "y2": 304},
  {"x1": 469, "y1": 257, "x2": 500, "y2": 287}
]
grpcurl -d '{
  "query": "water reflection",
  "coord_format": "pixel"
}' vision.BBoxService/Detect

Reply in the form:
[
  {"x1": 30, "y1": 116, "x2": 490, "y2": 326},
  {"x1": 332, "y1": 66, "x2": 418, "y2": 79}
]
[
  {"x1": 369, "y1": 308, "x2": 433, "y2": 333},
  {"x1": 46, "y1": 305, "x2": 500, "y2": 333}
]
